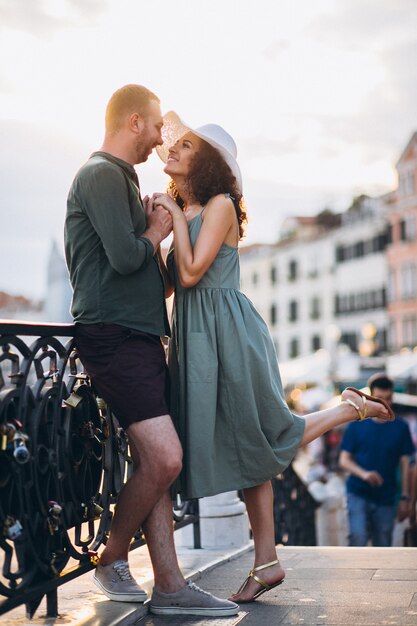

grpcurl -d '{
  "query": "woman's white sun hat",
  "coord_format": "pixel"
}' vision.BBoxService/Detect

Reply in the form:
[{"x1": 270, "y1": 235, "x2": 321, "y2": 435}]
[{"x1": 156, "y1": 111, "x2": 243, "y2": 193}]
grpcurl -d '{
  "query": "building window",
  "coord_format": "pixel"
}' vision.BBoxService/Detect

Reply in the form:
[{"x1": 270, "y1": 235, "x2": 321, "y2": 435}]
[
  {"x1": 400, "y1": 220, "x2": 407, "y2": 241},
  {"x1": 401, "y1": 263, "x2": 417, "y2": 299},
  {"x1": 270, "y1": 303, "x2": 277, "y2": 326},
  {"x1": 335, "y1": 245, "x2": 344, "y2": 263},
  {"x1": 270, "y1": 266, "x2": 277, "y2": 285},
  {"x1": 407, "y1": 171, "x2": 415, "y2": 195},
  {"x1": 340, "y1": 332, "x2": 358, "y2": 352},
  {"x1": 388, "y1": 319, "x2": 397, "y2": 351},
  {"x1": 354, "y1": 241, "x2": 365, "y2": 257},
  {"x1": 310, "y1": 297, "x2": 321, "y2": 320},
  {"x1": 402, "y1": 316, "x2": 417, "y2": 347},
  {"x1": 399, "y1": 172, "x2": 415, "y2": 196},
  {"x1": 311, "y1": 335, "x2": 321, "y2": 351},
  {"x1": 289, "y1": 300, "x2": 298, "y2": 322},
  {"x1": 288, "y1": 260, "x2": 298, "y2": 281},
  {"x1": 289, "y1": 338, "x2": 299, "y2": 358},
  {"x1": 252, "y1": 272, "x2": 258, "y2": 286},
  {"x1": 372, "y1": 234, "x2": 387, "y2": 252},
  {"x1": 388, "y1": 270, "x2": 396, "y2": 303},
  {"x1": 378, "y1": 329, "x2": 387, "y2": 353},
  {"x1": 405, "y1": 213, "x2": 416, "y2": 241}
]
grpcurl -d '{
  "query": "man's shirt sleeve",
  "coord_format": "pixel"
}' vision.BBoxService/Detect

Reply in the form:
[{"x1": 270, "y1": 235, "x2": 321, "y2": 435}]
[{"x1": 80, "y1": 163, "x2": 153, "y2": 274}]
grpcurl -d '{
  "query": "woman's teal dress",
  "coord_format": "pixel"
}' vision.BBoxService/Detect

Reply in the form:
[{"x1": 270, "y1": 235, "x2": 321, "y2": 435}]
[{"x1": 167, "y1": 212, "x2": 305, "y2": 499}]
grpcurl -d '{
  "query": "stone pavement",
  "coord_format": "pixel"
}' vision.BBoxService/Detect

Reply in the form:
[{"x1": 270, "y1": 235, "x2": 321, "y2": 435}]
[
  {"x1": 2, "y1": 539, "x2": 253, "y2": 626},
  {"x1": 3, "y1": 545, "x2": 417, "y2": 625},
  {"x1": 141, "y1": 546, "x2": 417, "y2": 626}
]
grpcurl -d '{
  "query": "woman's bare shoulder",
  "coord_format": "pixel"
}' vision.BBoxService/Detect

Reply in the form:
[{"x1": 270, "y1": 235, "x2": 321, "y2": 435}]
[{"x1": 204, "y1": 193, "x2": 235, "y2": 216}]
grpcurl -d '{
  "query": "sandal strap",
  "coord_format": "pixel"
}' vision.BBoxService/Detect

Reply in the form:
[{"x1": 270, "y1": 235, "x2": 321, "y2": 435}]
[
  {"x1": 251, "y1": 572, "x2": 270, "y2": 590},
  {"x1": 342, "y1": 397, "x2": 367, "y2": 421},
  {"x1": 251, "y1": 559, "x2": 279, "y2": 573},
  {"x1": 233, "y1": 559, "x2": 283, "y2": 601},
  {"x1": 248, "y1": 559, "x2": 280, "y2": 591}
]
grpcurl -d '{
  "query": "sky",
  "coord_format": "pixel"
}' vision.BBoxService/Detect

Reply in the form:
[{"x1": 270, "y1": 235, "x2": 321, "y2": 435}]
[{"x1": 0, "y1": 0, "x2": 416, "y2": 299}]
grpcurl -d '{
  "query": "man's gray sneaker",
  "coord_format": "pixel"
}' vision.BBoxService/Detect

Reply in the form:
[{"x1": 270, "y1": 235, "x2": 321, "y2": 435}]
[
  {"x1": 93, "y1": 560, "x2": 147, "y2": 602},
  {"x1": 149, "y1": 580, "x2": 239, "y2": 616}
]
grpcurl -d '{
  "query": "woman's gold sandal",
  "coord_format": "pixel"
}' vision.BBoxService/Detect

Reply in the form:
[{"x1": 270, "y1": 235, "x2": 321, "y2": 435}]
[
  {"x1": 341, "y1": 387, "x2": 395, "y2": 422},
  {"x1": 232, "y1": 559, "x2": 284, "y2": 602}
]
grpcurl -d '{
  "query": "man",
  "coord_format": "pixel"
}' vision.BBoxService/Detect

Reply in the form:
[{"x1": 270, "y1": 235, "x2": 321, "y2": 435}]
[
  {"x1": 339, "y1": 373, "x2": 415, "y2": 546},
  {"x1": 64, "y1": 84, "x2": 238, "y2": 617}
]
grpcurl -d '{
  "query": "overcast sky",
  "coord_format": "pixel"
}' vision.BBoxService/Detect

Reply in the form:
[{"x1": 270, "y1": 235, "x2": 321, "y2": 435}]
[{"x1": 1, "y1": 0, "x2": 416, "y2": 299}]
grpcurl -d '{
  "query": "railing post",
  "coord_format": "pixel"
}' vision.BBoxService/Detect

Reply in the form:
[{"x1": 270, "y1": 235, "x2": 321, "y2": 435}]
[
  {"x1": 46, "y1": 589, "x2": 58, "y2": 619},
  {"x1": 192, "y1": 499, "x2": 201, "y2": 549}
]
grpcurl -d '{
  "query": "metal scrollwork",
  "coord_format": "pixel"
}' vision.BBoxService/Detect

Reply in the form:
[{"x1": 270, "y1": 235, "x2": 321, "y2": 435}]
[{"x1": 0, "y1": 326, "x2": 119, "y2": 617}]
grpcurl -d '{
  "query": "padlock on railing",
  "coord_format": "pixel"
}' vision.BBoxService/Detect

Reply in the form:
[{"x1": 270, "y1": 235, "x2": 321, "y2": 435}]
[
  {"x1": 47, "y1": 500, "x2": 63, "y2": 535},
  {"x1": 12, "y1": 432, "x2": 30, "y2": 464},
  {"x1": 0, "y1": 422, "x2": 16, "y2": 451},
  {"x1": 96, "y1": 397, "x2": 106, "y2": 412},
  {"x1": 3, "y1": 515, "x2": 23, "y2": 541},
  {"x1": 81, "y1": 500, "x2": 104, "y2": 521}
]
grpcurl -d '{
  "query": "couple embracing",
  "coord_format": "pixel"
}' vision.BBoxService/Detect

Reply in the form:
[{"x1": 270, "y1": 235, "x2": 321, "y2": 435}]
[{"x1": 64, "y1": 84, "x2": 394, "y2": 617}]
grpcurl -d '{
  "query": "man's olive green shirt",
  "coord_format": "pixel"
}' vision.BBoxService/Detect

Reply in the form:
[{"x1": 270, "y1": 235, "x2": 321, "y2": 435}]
[{"x1": 64, "y1": 151, "x2": 170, "y2": 337}]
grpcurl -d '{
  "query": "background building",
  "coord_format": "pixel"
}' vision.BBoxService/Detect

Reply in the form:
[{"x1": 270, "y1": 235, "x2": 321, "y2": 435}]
[
  {"x1": 240, "y1": 131, "x2": 417, "y2": 393},
  {"x1": 386, "y1": 132, "x2": 417, "y2": 352}
]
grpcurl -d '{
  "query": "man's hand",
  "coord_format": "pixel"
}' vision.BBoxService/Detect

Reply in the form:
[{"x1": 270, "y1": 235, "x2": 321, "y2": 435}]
[
  {"x1": 142, "y1": 205, "x2": 173, "y2": 252},
  {"x1": 339, "y1": 451, "x2": 384, "y2": 488},
  {"x1": 362, "y1": 470, "x2": 384, "y2": 487},
  {"x1": 397, "y1": 499, "x2": 411, "y2": 522},
  {"x1": 142, "y1": 195, "x2": 154, "y2": 219}
]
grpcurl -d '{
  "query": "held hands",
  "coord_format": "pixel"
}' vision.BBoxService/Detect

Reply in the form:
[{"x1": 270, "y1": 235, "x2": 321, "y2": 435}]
[
  {"x1": 152, "y1": 192, "x2": 183, "y2": 218},
  {"x1": 142, "y1": 195, "x2": 173, "y2": 246}
]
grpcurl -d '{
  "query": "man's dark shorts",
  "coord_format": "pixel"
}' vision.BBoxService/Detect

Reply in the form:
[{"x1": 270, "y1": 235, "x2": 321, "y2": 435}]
[{"x1": 74, "y1": 323, "x2": 170, "y2": 430}]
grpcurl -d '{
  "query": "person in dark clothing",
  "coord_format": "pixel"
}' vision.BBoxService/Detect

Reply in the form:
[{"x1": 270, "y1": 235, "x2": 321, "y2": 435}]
[{"x1": 339, "y1": 374, "x2": 415, "y2": 546}]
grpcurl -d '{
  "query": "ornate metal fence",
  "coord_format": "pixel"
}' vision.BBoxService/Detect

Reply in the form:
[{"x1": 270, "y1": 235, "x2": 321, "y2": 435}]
[{"x1": 0, "y1": 321, "x2": 200, "y2": 619}]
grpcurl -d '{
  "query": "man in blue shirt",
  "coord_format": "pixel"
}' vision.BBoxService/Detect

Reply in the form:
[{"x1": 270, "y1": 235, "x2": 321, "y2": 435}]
[{"x1": 339, "y1": 374, "x2": 415, "y2": 546}]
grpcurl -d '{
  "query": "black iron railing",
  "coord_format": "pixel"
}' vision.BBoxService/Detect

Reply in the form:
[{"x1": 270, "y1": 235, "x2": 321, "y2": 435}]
[{"x1": 0, "y1": 321, "x2": 200, "y2": 619}]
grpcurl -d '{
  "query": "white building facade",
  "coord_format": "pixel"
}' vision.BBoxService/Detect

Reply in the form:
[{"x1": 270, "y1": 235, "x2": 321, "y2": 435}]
[
  {"x1": 240, "y1": 220, "x2": 338, "y2": 363},
  {"x1": 332, "y1": 196, "x2": 389, "y2": 357},
  {"x1": 239, "y1": 201, "x2": 390, "y2": 381}
]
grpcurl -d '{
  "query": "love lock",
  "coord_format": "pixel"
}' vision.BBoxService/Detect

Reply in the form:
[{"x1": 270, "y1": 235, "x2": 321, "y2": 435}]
[
  {"x1": 96, "y1": 397, "x2": 106, "y2": 413},
  {"x1": 13, "y1": 432, "x2": 30, "y2": 464},
  {"x1": 47, "y1": 500, "x2": 63, "y2": 535},
  {"x1": 82, "y1": 500, "x2": 103, "y2": 521},
  {"x1": 0, "y1": 422, "x2": 16, "y2": 451},
  {"x1": 90, "y1": 502, "x2": 104, "y2": 519},
  {"x1": 88, "y1": 550, "x2": 99, "y2": 566},
  {"x1": 62, "y1": 391, "x2": 82, "y2": 408},
  {"x1": 3, "y1": 515, "x2": 23, "y2": 541}
]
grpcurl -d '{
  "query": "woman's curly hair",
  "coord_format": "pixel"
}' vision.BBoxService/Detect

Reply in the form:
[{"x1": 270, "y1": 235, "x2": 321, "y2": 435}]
[{"x1": 167, "y1": 139, "x2": 247, "y2": 240}]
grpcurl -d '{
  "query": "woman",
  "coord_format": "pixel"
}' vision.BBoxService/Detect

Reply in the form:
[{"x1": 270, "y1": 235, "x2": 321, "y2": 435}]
[{"x1": 152, "y1": 112, "x2": 394, "y2": 603}]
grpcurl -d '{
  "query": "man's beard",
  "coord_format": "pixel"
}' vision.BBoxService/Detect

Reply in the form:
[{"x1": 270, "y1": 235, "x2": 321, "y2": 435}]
[{"x1": 135, "y1": 134, "x2": 149, "y2": 163}]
